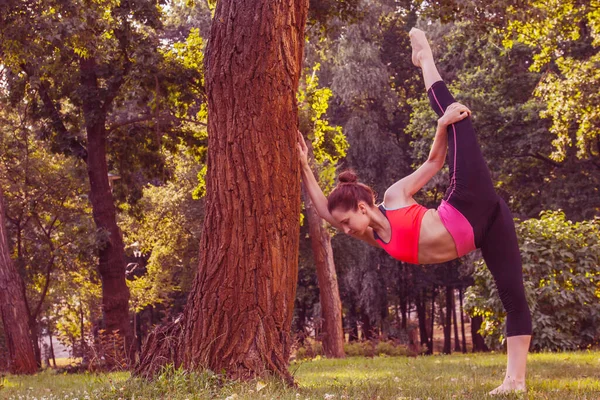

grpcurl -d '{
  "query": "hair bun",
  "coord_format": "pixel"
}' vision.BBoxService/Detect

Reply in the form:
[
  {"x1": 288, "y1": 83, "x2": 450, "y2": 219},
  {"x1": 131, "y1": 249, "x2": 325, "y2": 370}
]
[{"x1": 338, "y1": 170, "x2": 358, "y2": 184}]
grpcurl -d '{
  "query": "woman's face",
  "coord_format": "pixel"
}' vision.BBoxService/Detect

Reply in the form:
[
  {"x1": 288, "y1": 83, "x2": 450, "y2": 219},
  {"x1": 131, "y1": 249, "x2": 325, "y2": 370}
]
[{"x1": 330, "y1": 202, "x2": 371, "y2": 236}]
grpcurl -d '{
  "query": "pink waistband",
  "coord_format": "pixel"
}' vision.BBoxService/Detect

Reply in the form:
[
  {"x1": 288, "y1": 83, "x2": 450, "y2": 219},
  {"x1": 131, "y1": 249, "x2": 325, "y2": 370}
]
[{"x1": 437, "y1": 200, "x2": 476, "y2": 257}]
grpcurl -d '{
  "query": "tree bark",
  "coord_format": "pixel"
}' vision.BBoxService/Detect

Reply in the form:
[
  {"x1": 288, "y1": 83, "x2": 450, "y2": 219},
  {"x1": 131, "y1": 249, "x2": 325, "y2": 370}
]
[
  {"x1": 399, "y1": 265, "x2": 408, "y2": 330},
  {"x1": 470, "y1": 315, "x2": 489, "y2": 353},
  {"x1": 177, "y1": 0, "x2": 308, "y2": 383},
  {"x1": 416, "y1": 289, "x2": 429, "y2": 350},
  {"x1": 429, "y1": 286, "x2": 436, "y2": 354},
  {"x1": 135, "y1": 0, "x2": 309, "y2": 381},
  {"x1": 0, "y1": 189, "x2": 37, "y2": 374},
  {"x1": 80, "y1": 56, "x2": 135, "y2": 367},
  {"x1": 302, "y1": 182, "x2": 345, "y2": 358},
  {"x1": 48, "y1": 328, "x2": 57, "y2": 368},
  {"x1": 452, "y1": 289, "x2": 460, "y2": 352},
  {"x1": 459, "y1": 287, "x2": 467, "y2": 353},
  {"x1": 442, "y1": 285, "x2": 452, "y2": 354}
]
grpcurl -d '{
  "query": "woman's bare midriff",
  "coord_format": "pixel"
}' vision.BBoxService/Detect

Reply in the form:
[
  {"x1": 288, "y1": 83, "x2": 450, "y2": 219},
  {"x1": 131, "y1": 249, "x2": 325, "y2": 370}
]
[{"x1": 417, "y1": 208, "x2": 459, "y2": 264}]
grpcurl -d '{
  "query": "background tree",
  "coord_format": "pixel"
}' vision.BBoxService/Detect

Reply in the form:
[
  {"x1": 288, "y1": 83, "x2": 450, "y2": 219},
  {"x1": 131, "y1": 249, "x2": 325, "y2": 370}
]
[
  {"x1": 298, "y1": 65, "x2": 348, "y2": 358},
  {"x1": 0, "y1": 187, "x2": 38, "y2": 374}
]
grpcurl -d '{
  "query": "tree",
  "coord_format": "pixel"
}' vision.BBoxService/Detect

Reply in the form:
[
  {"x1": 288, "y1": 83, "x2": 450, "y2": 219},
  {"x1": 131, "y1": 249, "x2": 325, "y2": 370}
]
[
  {"x1": 298, "y1": 66, "x2": 348, "y2": 357},
  {"x1": 136, "y1": 0, "x2": 309, "y2": 382},
  {"x1": 0, "y1": 188, "x2": 37, "y2": 374},
  {"x1": 0, "y1": 0, "x2": 206, "y2": 367}
]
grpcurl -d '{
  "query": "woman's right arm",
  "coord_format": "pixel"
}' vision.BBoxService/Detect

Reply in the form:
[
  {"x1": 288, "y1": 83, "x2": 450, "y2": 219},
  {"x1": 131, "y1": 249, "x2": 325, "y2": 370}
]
[
  {"x1": 297, "y1": 130, "x2": 341, "y2": 229},
  {"x1": 297, "y1": 131, "x2": 381, "y2": 248}
]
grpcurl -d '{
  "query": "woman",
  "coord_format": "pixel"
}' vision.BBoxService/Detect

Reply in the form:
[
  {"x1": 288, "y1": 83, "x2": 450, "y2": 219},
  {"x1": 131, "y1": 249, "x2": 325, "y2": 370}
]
[{"x1": 297, "y1": 28, "x2": 532, "y2": 395}]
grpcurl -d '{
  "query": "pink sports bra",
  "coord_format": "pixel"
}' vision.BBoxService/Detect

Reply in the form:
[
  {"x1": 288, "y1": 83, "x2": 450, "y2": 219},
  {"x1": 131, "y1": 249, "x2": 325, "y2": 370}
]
[{"x1": 373, "y1": 203, "x2": 428, "y2": 264}]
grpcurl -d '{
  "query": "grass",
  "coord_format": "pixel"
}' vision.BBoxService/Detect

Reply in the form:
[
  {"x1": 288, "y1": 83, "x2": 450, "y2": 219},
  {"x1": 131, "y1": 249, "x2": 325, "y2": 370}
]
[{"x1": 0, "y1": 351, "x2": 599, "y2": 399}]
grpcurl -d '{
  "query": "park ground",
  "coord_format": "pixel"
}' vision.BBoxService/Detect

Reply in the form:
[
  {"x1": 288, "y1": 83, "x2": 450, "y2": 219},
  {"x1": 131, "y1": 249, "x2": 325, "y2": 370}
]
[{"x1": 0, "y1": 351, "x2": 599, "y2": 400}]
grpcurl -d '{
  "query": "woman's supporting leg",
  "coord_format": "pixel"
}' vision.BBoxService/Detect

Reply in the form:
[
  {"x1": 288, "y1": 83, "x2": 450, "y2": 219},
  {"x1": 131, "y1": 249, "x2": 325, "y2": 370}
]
[
  {"x1": 481, "y1": 199, "x2": 532, "y2": 394},
  {"x1": 410, "y1": 28, "x2": 497, "y2": 246}
]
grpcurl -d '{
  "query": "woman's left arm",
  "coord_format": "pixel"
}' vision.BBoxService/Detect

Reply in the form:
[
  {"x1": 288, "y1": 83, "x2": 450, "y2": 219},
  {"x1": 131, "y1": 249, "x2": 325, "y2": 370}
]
[{"x1": 384, "y1": 102, "x2": 470, "y2": 203}]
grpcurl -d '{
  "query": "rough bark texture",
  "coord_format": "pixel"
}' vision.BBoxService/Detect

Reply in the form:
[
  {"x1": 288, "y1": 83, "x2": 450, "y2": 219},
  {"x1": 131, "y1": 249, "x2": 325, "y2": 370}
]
[
  {"x1": 302, "y1": 183, "x2": 345, "y2": 358},
  {"x1": 80, "y1": 57, "x2": 135, "y2": 367},
  {"x1": 0, "y1": 189, "x2": 37, "y2": 374},
  {"x1": 175, "y1": 0, "x2": 308, "y2": 383}
]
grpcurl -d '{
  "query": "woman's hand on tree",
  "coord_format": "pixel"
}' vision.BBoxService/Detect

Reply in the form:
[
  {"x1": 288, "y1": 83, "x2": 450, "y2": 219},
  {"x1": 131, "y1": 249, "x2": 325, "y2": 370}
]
[
  {"x1": 438, "y1": 102, "x2": 471, "y2": 127},
  {"x1": 296, "y1": 130, "x2": 309, "y2": 167}
]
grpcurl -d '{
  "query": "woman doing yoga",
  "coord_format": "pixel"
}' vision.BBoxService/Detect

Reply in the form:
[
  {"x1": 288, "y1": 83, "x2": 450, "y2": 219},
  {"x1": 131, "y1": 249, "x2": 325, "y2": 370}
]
[{"x1": 297, "y1": 28, "x2": 532, "y2": 395}]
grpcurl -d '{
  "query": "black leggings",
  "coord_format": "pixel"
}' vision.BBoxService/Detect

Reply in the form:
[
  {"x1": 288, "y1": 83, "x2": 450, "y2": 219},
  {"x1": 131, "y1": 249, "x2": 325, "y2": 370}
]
[{"x1": 427, "y1": 80, "x2": 532, "y2": 337}]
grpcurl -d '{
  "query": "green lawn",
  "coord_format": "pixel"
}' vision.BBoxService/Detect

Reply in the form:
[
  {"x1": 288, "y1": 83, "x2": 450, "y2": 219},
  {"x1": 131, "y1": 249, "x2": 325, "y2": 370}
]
[{"x1": 1, "y1": 351, "x2": 599, "y2": 399}]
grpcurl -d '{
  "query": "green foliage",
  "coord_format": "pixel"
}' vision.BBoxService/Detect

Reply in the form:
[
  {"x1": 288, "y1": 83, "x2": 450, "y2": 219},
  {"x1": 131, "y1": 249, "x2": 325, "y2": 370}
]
[
  {"x1": 0, "y1": 97, "x2": 98, "y2": 349},
  {"x1": 465, "y1": 211, "x2": 600, "y2": 351},
  {"x1": 298, "y1": 63, "x2": 349, "y2": 194},
  {"x1": 503, "y1": 0, "x2": 600, "y2": 165},
  {"x1": 52, "y1": 269, "x2": 103, "y2": 353},
  {"x1": 120, "y1": 147, "x2": 204, "y2": 310}
]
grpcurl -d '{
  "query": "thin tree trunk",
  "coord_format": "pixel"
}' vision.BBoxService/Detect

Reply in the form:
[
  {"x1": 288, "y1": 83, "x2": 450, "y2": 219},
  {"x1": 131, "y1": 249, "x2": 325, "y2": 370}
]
[
  {"x1": 80, "y1": 57, "x2": 135, "y2": 367},
  {"x1": 416, "y1": 289, "x2": 429, "y2": 350},
  {"x1": 348, "y1": 302, "x2": 359, "y2": 342},
  {"x1": 361, "y1": 313, "x2": 374, "y2": 340},
  {"x1": 0, "y1": 189, "x2": 37, "y2": 374},
  {"x1": 48, "y1": 328, "x2": 57, "y2": 368},
  {"x1": 28, "y1": 320, "x2": 41, "y2": 368},
  {"x1": 79, "y1": 299, "x2": 87, "y2": 365},
  {"x1": 429, "y1": 286, "x2": 436, "y2": 354},
  {"x1": 399, "y1": 265, "x2": 407, "y2": 330},
  {"x1": 443, "y1": 285, "x2": 452, "y2": 354},
  {"x1": 302, "y1": 181, "x2": 345, "y2": 358},
  {"x1": 452, "y1": 289, "x2": 460, "y2": 352},
  {"x1": 459, "y1": 287, "x2": 467, "y2": 353},
  {"x1": 471, "y1": 315, "x2": 489, "y2": 353}
]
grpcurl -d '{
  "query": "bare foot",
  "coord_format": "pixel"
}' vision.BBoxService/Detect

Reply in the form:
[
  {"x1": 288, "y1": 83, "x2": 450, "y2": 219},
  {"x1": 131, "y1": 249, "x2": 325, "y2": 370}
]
[
  {"x1": 409, "y1": 28, "x2": 433, "y2": 68},
  {"x1": 488, "y1": 378, "x2": 526, "y2": 396}
]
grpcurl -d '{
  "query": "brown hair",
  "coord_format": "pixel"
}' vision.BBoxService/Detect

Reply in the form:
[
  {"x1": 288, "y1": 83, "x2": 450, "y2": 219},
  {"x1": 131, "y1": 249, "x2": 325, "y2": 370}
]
[{"x1": 327, "y1": 170, "x2": 376, "y2": 213}]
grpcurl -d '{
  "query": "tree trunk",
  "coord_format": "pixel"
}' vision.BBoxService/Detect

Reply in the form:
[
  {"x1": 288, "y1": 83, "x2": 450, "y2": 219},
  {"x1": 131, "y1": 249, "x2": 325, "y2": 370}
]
[
  {"x1": 442, "y1": 285, "x2": 452, "y2": 354},
  {"x1": 28, "y1": 319, "x2": 41, "y2": 368},
  {"x1": 399, "y1": 265, "x2": 408, "y2": 330},
  {"x1": 348, "y1": 302, "x2": 359, "y2": 342},
  {"x1": 470, "y1": 315, "x2": 489, "y2": 353},
  {"x1": 429, "y1": 286, "x2": 436, "y2": 354},
  {"x1": 177, "y1": 0, "x2": 308, "y2": 383},
  {"x1": 302, "y1": 182, "x2": 345, "y2": 358},
  {"x1": 459, "y1": 287, "x2": 467, "y2": 353},
  {"x1": 452, "y1": 289, "x2": 460, "y2": 352},
  {"x1": 0, "y1": 189, "x2": 37, "y2": 374},
  {"x1": 361, "y1": 313, "x2": 374, "y2": 340},
  {"x1": 48, "y1": 328, "x2": 57, "y2": 368},
  {"x1": 135, "y1": 1, "x2": 309, "y2": 380},
  {"x1": 415, "y1": 289, "x2": 429, "y2": 350},
  {"x1": 80, "y1": 56, "x2": 135, "y2": 367}
]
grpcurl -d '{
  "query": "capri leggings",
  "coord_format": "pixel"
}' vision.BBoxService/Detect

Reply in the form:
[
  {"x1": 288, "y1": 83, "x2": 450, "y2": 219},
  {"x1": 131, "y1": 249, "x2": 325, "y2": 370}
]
[{"x1": 427, "y1": 80, "x2": 532, "y2": 337}]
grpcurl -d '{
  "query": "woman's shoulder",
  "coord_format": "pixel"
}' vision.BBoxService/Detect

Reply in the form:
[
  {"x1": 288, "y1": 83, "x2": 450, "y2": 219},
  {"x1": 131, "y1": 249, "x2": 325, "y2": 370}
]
[{"x1": 378, "y1": 200, "x2": 420, "y2": 211}]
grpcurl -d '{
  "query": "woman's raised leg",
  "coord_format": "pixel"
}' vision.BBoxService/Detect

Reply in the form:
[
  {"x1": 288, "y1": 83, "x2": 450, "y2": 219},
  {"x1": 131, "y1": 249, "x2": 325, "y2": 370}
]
[
  {"x1": 410, "y1": 28, "x2": 497, "y2": 245},
  {"x1": 410, "y1": 28, "x2": 532, "y2": 395}
]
